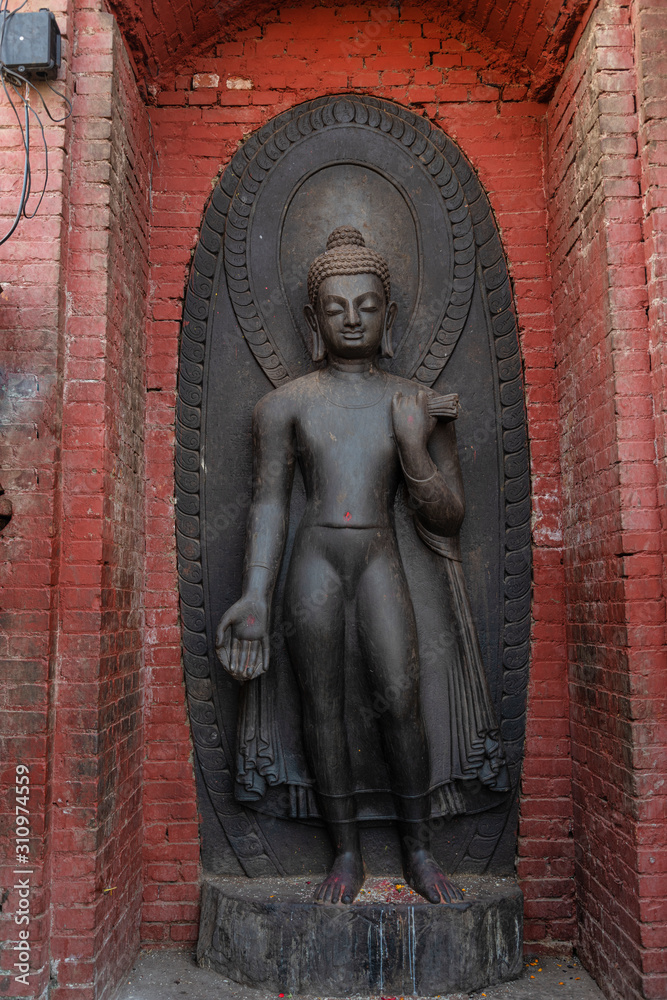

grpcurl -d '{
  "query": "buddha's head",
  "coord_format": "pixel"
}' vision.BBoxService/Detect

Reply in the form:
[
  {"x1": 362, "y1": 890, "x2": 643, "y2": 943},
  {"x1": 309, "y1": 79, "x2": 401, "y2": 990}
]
[{"x1": 304, "y1": 227, "x2": 397, "y2": 363}]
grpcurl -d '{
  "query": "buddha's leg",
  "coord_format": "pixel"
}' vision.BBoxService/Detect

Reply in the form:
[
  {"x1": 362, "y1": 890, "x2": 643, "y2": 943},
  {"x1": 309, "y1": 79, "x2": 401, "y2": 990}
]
[
  {"x1": 284, "y1": 533, "x2": 364, "y2": 904},
  {"x1": 356, "y1": 545, "x2": 464, "y2": 904}
]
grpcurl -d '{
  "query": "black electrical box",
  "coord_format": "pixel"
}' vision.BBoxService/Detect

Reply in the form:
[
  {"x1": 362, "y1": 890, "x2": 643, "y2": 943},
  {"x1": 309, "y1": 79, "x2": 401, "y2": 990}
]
[{"x1": 0, "y1": 8, "x2": 61, "y2": 79}]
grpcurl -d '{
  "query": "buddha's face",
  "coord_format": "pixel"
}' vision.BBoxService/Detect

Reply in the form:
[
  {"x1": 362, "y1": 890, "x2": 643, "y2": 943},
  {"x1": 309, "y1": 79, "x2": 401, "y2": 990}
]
[{"x1": 304, "y1": 273, "x2": 397, "y2": 362}]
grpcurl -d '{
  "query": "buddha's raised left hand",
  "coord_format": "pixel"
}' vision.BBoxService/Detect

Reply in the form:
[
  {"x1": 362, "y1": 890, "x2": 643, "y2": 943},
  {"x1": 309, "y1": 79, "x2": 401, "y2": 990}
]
[{"x1": 391, "y1": 389, "x2": 437, "y2": 452}]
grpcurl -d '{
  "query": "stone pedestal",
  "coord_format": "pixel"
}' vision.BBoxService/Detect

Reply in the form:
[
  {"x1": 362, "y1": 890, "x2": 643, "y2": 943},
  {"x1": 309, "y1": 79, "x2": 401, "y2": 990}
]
[{"x1": 197, "y1": 874, "x2": 523, "y2": 996}]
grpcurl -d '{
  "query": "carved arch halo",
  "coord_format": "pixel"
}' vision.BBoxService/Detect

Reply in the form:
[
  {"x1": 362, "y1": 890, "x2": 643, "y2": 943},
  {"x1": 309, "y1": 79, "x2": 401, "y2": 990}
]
[{"x1": 176, "y1": 94, "x2": 531, "y2": 878}]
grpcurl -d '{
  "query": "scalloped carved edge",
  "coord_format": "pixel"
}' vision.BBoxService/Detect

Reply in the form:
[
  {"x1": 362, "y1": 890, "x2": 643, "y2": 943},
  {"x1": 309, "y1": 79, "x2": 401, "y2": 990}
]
[{"x1": 176, "y1": 93, "x2": 531, "y2": 876}]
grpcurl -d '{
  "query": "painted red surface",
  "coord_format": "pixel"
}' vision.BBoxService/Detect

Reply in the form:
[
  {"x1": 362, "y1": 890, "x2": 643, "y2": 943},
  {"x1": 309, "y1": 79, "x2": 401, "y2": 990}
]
[
  {"x1": 0, "y1": 0, "x2": 151, "y2": 996},
  {"x1": 0, "y1": 0, "x2": 72, "y2": 993},
  {"x1": 107, "y1": 0, "x2": 597, "y2": 101},
  {"x1": 548, "y1": 0, "x2": 667, "y2": 995},
  {"x1": 0, "y1": 0, "x2": 665, "y2": 998}
]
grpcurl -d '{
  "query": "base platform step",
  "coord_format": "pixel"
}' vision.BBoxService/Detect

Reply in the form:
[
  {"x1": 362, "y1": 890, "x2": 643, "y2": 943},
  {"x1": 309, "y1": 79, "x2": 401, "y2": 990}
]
[{"x1": 197, "y1": 874, "x2": 523, "y2": 996}]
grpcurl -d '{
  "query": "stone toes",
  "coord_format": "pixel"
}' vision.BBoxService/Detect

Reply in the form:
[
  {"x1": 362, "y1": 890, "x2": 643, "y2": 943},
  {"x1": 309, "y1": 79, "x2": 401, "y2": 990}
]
[
  {"x1": 446, "y1": 881, "x2": 464, "y2": 902},
  {"x1": 441, "y1": 880, "x2": 464, "y2": 903},
  {"x1": 417, "y1": 880, "x2": 440, "y2": 903},
  {"x1": 319, "y1": 879, "x2": 343, "y2": 904},
  {"x1": 315, "y1": 881, "x2": 331, "y2": 903}
]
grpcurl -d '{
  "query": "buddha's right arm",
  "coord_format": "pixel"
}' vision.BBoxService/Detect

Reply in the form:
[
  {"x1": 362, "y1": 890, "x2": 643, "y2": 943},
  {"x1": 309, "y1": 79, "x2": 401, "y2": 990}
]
[{"x1": 240, "y1": 392, "x2": 296, "y2": 605}]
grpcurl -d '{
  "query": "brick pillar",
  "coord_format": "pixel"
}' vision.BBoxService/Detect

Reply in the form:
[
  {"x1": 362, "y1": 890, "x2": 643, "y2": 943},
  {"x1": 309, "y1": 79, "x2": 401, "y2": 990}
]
[
  {"x1": 43, "y1": 6, "x2": 151, "y2": 997},
  {"x1": 0, "y1": 0, "x2": 73, "y2": 994},
  {"x1": 548, "y1": 0, "x2": 666, "y2": 996},
  {"x1": 633, "y1": 0, "x2": 667, "y2": 994},
  {"x1": 0, "y1": 2, "x2": 150, "y2": 996}
]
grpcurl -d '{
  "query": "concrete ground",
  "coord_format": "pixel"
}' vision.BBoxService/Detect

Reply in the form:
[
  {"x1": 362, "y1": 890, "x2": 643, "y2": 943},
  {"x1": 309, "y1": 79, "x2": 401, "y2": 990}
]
[{"x1": 114, "y1": 950, "x2": 605, "y2": 1000}]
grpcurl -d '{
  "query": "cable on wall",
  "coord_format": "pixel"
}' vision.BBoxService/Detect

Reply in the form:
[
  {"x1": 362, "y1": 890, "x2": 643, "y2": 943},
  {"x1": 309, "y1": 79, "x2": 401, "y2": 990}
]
[{"x1": 0, "y1": 0, "x2": 71, "y2": 246}]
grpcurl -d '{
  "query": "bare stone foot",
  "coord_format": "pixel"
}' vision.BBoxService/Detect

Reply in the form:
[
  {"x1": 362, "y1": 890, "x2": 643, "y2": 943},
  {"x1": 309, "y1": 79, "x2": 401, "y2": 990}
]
[
  {"x1": 404, "y1": 848, "x2": 464, "y2": 904},
  {"x1": 314, "y1": 852, "x2": 365, "y2": 904}
]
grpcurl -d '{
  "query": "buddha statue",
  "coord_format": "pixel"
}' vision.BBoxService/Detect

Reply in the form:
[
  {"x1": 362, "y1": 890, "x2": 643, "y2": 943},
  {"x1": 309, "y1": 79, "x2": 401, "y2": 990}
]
[{"x1": 216, "y1": 227, "x2": 506, "y2": 904}]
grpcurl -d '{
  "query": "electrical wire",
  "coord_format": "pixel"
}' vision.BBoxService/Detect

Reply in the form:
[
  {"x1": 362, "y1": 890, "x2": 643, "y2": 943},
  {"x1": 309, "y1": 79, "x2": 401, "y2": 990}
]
[
  {"x1": 0, "y1": 94, "x2": 28, "y2": 245},
  {"x1": 0, "y1": 0, "x2": 72, "y2": 245}
]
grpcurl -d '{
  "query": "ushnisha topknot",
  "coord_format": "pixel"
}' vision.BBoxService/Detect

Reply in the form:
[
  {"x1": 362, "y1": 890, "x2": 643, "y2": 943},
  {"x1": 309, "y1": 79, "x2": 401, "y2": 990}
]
[{"x1": 307, "y1": 226, "x2": 391, "y2": 307}]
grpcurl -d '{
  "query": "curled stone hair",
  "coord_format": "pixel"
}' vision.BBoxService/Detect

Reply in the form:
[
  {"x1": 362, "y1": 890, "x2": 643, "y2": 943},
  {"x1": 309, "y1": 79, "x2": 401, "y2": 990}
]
[{"x1": 307, "y1": 226, "x2": 391, "y2": 306}]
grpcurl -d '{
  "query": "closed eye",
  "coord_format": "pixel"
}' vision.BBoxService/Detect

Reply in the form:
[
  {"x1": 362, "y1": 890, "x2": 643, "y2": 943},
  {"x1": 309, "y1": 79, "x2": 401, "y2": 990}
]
[{"x1": 355, "y1": 294, "x2": 382, "y2": 312}]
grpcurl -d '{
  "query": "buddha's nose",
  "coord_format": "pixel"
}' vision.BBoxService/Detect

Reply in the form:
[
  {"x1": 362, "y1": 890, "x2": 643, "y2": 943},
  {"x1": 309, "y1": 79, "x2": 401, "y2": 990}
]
[{"x1": 344, "y1": 302, "x2": 362, "y2": 328}]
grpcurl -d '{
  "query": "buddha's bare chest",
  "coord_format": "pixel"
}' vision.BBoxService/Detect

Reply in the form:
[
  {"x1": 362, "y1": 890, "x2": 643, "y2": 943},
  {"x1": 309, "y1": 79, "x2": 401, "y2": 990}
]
[{"x1": 294, "y1": 396, "x2": 398, "y2": 486}]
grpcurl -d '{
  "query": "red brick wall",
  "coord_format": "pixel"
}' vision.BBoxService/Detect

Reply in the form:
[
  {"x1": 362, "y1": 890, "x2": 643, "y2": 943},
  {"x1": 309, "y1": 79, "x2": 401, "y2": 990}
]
[
  {"x1": 143, "y1": 0, "x2": 572, "y2": 952},
  {"x1": 13, "y1": 0, "x2": 667, "y2": 991},
  {"x1": 90, "y1": 17, "x2": 150, "y2": 991},
  {"x1": 547, "y1": 0, "x2": 667, "y2": 996},
  {"x1": 634, "y1": 0, "x2": 667, "y2": 993},
  {"x1": 48, "y1": 7, "x2": 150, "y2": 996},
  {"x1": 0, "y1": 0, "x2": 72, "y2": 992},
  {"x1": 0, "y1": 1, "x2": 150, "y2": 996},
  {"x1": 635, "y1": 0, "x2": 667, "y2": 621},
  {"x1": 50, "y1": 12, "x2": 150, "y2": 996}
]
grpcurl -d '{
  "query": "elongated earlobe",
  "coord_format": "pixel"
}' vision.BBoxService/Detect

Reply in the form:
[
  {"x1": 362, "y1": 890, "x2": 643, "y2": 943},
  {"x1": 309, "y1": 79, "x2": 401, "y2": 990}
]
[
  {"x1": 380, "y1": 301, "x2": 398, "y2": 359},
  {"x1": 303, "y1": 303, "x2": 326, "y2": 362},
  {"x1": 311, "y1": 328, "x2": 326, "y2": 362}
]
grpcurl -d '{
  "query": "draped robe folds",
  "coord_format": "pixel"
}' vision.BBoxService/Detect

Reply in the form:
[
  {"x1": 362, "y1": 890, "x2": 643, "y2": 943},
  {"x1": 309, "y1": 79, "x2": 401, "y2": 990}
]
[{"x1": 233, "y1": 460, "x2": 510, "y2": 824}]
